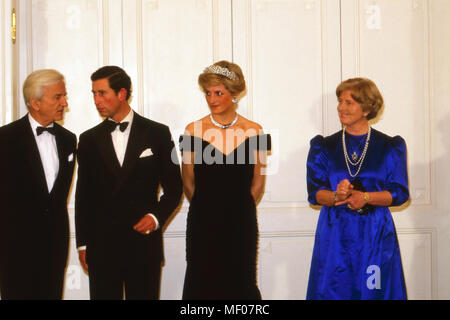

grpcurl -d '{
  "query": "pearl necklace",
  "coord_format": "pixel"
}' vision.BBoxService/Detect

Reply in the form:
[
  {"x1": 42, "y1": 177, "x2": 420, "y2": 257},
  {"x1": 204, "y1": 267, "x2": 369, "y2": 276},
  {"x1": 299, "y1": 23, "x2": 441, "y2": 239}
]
[
  {"x1": 210, "y1": 113, "x2": 238, "y2": 129},
  {"x1": 342, "y1": 126, "x2": 371, "y2": 178}
]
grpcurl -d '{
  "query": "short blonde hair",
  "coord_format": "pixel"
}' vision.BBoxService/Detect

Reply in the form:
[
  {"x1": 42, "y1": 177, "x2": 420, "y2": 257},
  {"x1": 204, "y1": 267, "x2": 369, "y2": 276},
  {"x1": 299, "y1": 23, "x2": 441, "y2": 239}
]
[
  {"x1": 23, "y1": 69, "x2": 65, "y2": 108},
  {"x1": 198, "y1": 60, "x2": 246, "y2": 96},
  {"x1": 336, "y1": 78, "x2": 384, "y2": 120}
]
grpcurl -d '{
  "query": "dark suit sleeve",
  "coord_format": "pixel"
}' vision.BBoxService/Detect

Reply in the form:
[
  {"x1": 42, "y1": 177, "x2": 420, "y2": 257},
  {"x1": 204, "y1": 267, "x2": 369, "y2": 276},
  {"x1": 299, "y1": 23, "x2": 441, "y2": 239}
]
[
  {"x1": 0, "y1": 130, "x2": 6, "y2": 206},
  {"x1": 74, "y1": 133, "x2": 91, "y2": 248},
  {"x1": 0, "y1": 127, "x2": 13, "y2": 219},
  {"x1": 0, "y1": 129, "x2": 8, "y2": 253},
  {"x1": 152, "y1": 126, "x2": 182, "y2": 227}
]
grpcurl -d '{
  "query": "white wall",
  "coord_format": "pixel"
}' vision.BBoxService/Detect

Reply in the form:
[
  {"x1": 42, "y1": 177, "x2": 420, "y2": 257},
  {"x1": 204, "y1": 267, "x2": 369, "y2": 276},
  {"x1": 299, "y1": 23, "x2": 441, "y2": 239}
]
[
  {"x1": 2, "y1": 0, "x2": 450, "y2": 300},
  {"x1": 0, "y1": 0, "x2": 15, "y2": 125}
]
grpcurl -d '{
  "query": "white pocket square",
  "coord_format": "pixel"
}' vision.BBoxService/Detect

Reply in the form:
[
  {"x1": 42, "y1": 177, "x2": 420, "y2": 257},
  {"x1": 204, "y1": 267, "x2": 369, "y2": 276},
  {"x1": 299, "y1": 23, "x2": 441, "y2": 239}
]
[
  {"x1": 68, "y1": 153, "x2": 74, "y2": 162},
  {"x1": 139, "y1": 148, "x2": 153, "y2": 158}
]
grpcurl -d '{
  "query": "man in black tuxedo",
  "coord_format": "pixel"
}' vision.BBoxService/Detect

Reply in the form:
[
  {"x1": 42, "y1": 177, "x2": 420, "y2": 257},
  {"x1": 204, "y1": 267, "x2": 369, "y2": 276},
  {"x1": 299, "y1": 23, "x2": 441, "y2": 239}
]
[
  {"x1": 0, "y1": 69, "x2": 77, "y2": 299},
  {"x1": 75, "y1": 66, "x2": 182, "y2": 299}
]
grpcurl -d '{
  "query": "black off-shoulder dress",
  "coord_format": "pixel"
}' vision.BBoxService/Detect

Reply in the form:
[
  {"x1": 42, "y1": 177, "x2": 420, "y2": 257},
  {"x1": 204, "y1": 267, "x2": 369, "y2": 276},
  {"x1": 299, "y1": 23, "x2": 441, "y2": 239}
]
[{"x1": 179, "y1": 134, "x2": 271, "y2": 300}]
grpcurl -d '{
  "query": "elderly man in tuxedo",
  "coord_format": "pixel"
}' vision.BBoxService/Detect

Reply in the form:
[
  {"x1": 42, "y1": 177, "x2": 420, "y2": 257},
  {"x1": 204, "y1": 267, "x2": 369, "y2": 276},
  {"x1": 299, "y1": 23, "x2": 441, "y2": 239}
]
[
  {"x1": 75, "y1": 66, "x2": 182, "y2": 300},
  {"x1": 0, "y1": 69, "x2": 77, "y2": 299}
]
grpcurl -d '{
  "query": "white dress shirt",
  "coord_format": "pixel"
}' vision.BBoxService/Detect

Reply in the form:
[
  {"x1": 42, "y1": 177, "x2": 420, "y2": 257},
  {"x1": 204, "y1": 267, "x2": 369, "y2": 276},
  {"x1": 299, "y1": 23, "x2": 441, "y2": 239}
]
[
  {"x1": 28, "y1": 114, "x2": 59, "y2": 193},
  {"x1": 110, "y1": 109, "x2": 133, "y2": 166}
]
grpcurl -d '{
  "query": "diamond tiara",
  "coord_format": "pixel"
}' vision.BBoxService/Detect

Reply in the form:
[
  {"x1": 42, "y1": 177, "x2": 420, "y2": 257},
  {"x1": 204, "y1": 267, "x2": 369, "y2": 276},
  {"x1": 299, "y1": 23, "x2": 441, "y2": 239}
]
[{"x1": 202, "y1": 65, "x2": 237, "y2": 81}]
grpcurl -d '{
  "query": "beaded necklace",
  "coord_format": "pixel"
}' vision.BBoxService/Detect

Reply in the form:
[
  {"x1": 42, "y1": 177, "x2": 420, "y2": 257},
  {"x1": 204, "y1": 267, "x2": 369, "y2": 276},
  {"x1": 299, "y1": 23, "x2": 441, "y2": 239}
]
[{"x1": 342, "y1": 126, "x2": 371, "y2": 178}]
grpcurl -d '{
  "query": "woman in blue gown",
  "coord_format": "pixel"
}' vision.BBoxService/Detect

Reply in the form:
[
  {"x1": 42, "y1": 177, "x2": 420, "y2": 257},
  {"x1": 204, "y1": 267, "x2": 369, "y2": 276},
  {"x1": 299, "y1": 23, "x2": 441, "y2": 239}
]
[{"x1": 306, "y1": 78, "x2": 409, "y2": 300}]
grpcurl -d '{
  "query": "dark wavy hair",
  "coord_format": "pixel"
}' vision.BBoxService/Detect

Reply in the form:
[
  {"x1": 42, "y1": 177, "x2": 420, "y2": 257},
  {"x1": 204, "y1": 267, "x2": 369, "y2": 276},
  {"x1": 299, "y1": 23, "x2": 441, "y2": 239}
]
[{"x1": 91, "y1": 66, "x2": 132, "y2": 101}]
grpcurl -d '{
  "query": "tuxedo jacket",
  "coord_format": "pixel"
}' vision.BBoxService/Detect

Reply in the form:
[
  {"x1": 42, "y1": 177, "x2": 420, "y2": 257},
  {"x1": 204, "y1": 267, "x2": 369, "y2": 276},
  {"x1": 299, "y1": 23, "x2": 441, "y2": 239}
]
[
  {"x1": 0, "y1": 115, "x2": 77, "y2": 278},
  {"x1": 75, "y1": 112, "x2": 182, "y2": 266}
]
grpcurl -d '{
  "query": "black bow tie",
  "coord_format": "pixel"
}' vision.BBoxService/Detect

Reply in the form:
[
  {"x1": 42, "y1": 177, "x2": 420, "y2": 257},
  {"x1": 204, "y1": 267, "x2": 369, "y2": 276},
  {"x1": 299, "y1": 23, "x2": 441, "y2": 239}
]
[
  {"x1": 36, "y1": 126, "x2": 56, "y2": 136},
  {"x1": 107, "y1": 120, "x2": 129, "y2": 132}
]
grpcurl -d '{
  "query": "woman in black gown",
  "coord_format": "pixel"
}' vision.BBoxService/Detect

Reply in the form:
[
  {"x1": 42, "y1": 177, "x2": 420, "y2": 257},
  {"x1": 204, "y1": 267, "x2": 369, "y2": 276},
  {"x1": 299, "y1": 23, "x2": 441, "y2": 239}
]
[{"x1": 180, "y1": 61, "x2": 271, "y2": 299}]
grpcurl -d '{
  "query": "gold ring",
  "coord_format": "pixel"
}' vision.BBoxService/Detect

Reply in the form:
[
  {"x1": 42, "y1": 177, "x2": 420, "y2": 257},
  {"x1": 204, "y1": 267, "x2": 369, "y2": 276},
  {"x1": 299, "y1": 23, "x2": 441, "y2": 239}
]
[{"x1": 145, "y1": 230, "x2": 151, "y2": 234}]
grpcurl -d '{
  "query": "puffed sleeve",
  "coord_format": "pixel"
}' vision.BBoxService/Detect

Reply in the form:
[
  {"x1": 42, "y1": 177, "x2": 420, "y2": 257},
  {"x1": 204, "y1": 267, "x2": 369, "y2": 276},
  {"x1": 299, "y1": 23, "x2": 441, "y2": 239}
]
[
  {"x1": 385, "y1": 136, "x2": 410, "y2": 206},
  {"x1": 306, "y1": 135, "x2": 331, "y2": 205}
]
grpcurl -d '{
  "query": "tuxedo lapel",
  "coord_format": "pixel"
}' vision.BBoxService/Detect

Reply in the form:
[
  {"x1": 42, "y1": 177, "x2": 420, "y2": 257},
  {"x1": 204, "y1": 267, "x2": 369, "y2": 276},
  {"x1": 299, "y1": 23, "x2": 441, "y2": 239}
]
[
  {"x1": 21, "y1": 116, "x2": 50, "y2": 195},
  {"x1": 122, "y1": 114, "x2": 146, "y2": 173},
  {"x1": 96, "y1": 120, "x2": 122, "y2": 180},
  {"x1": 51, "y1": 123, "x2": 69, "y2": 195},
  {"x1": 54, "y1": 123, "x2": 66, "y2": 169},
  {"x1": 113, "y1": 114, "x2": 147, "y2": 193}
]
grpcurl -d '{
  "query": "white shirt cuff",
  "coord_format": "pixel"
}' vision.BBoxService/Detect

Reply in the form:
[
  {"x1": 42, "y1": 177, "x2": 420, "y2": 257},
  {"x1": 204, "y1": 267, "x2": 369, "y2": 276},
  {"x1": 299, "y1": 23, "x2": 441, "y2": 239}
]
[{"x1": 146, "y1": 213, "x2": 160, "y2": 230}]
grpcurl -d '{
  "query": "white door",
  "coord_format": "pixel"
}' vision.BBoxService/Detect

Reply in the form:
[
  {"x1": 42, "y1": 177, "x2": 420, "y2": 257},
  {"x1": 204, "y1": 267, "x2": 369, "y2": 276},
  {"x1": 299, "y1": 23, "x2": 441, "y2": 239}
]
[
  {"x1": 0, "y1": 0, "x2": 17, "y2": 125},
  {"x1": 5, "y1": 0, "x2": 450, "y2": 300}
]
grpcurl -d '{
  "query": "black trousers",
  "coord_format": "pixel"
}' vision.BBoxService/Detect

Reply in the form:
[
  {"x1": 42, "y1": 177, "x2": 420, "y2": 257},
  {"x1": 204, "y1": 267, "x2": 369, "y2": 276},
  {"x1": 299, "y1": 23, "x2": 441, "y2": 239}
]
[
  {"x1": 0, "y1": 263, "x2": 65, "y2": 300},
  {"x1": 88, "y1": 257, "x2": 161, "y2": 300}
]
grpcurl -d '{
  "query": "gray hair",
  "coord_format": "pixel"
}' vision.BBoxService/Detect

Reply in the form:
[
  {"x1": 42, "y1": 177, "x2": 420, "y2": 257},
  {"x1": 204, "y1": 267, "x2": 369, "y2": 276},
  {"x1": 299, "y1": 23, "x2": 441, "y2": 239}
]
[{"x1": 23, "y1": 69, "x2": 65, "y2": 108}]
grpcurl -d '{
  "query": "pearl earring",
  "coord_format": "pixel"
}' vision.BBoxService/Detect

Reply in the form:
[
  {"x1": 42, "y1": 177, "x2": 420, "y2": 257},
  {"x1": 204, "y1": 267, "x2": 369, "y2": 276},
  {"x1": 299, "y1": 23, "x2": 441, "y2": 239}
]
[{"x1": 232, "y1": 98, "x2": 238, "y2": 104}]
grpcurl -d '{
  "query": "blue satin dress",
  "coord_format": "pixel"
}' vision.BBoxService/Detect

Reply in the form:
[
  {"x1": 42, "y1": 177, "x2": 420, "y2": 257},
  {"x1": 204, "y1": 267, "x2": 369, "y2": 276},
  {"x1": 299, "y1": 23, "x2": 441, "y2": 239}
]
[{"x1": 306, "y1": 128, "x2": 409, "y2": 300}]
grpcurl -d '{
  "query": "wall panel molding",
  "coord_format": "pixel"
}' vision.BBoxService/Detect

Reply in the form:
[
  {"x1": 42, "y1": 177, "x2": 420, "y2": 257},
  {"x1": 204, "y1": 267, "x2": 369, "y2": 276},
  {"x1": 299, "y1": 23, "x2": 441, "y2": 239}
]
[
  {"x1": 212, "y1": 0, "x2": 232, "y2": 61},
  {"x1": 100, "y1": 0, "x2": 109, "y2": 65},
  {"x1": 233, "y1": 0, "x2": 341, "y2": 208},
  {"x1": 17, "y1": 0, "x2": 32, "y2": 117},
  {"x1": 397, "y1": 227, "x2": 436, "y2": 299},
  {"x1": 231, "y1": 0, "x2": 253, "y2": 119},
  {"x1": 341, "y1": 0, "x2": 432, "y2": 206},
  {"x1": 135, "y1": 0, "x2": 144, "y2": 115}
]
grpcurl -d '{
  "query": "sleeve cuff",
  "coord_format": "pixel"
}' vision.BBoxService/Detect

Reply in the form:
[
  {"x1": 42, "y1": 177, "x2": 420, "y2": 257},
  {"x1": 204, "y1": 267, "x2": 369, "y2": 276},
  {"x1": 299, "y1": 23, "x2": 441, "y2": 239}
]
[{"x1": 147, "y1": 213, "x2": 160, "y2": 230}]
